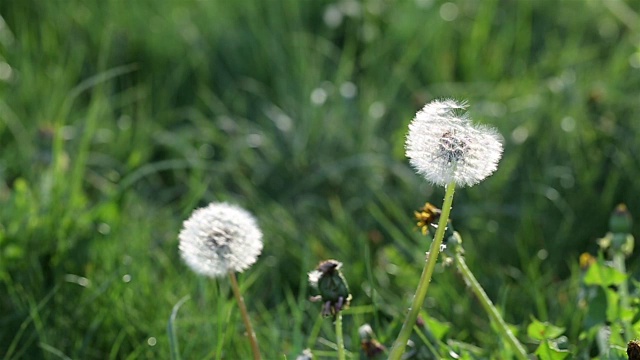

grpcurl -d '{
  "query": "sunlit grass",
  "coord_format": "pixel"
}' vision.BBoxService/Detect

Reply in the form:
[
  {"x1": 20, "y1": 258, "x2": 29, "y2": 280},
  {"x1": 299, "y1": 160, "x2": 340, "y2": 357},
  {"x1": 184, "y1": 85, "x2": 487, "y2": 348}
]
[{"x1": 1, "y1": 0, "x2": 640, "y2": 358}]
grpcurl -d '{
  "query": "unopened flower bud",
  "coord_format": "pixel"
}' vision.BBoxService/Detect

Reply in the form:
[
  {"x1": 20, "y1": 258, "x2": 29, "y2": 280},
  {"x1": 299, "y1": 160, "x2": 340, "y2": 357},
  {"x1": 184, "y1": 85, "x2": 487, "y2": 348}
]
[
  {"x1": 609, "y1": 204, "x2": 632, "y2": 234},
  {"x1": 308, "y1": 260, "x2": 352, "y2": 317},
  {"x1": 358, "y1": 324, "x2": 386, "y2": 358}
]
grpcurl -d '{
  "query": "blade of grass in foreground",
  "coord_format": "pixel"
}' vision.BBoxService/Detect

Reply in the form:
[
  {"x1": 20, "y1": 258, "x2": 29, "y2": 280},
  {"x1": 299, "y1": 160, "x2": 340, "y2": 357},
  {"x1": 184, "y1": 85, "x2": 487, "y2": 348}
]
[{"x1": 168, "y1": 295, "x2": 191, "y2": 360}]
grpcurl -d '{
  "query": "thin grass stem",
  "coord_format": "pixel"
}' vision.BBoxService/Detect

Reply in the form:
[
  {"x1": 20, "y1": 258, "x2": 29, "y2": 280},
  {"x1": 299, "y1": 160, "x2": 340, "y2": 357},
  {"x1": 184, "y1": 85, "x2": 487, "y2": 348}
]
[
  {"x1": 168, "y1": 295, "x2": 190, "y2": 360},
  {"x1": 454, "y1": 251, "x2": 528, "y2": 360},
  {"x1": 335, "y1": 311, "x2": 346, "y2": 360},
  {"x1": 228, "y1": 272, "x2": 262, "y2": 360},
  {"x1": 388, "y1": 181, "x2": 456, "y2": 359}
]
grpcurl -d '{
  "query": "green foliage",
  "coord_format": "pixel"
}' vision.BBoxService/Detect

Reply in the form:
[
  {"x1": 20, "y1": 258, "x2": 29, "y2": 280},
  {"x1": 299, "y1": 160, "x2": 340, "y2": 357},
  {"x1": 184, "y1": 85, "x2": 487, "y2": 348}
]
[
  {"x1": 1, "y1": 0, "x2": 640, "y2": 358},
  {"x1": 527, "y1": 317, "x2": 565, "y2": 341},
  {"x1": 583, "y1": 262, "x2": 627, "y2": 288}
]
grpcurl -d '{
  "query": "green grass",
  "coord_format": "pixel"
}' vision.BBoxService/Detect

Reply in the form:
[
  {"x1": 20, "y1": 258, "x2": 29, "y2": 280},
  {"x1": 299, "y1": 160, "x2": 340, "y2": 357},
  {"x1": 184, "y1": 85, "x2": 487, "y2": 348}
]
[{"x1": 1, "y1": 0, "x2": 640, "y2": 358}]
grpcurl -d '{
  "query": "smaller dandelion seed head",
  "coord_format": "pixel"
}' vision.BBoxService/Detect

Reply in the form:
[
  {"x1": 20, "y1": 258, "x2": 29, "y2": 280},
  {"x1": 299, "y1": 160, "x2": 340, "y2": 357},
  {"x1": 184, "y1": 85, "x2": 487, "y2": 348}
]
[
  {"x1": 405, "y1": 99, "x2": 503, "y2": 187},
  {"x1": 178, "y1": 202, "x2": 263, "y2": 278}
]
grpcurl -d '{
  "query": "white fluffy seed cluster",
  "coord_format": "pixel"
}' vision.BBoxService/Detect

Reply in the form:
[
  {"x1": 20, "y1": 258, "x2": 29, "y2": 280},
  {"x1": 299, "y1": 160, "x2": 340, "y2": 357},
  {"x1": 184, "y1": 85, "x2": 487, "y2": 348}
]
[
  {"x1": 405, "y1": 99, "x2": 503, "y2": 187},
  {"x1": 179, "y1": 202, "x2": 263, "y2": 278}
]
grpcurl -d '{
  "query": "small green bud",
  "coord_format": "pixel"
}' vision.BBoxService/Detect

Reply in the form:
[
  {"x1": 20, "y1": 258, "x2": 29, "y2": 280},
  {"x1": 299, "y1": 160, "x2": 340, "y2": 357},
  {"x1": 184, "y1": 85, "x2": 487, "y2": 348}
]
[
  {"x1": 609, "y1": 204, "x2": 632, "y2": 234},
  {"x1": 309, "y1": 260, "x2": 352, "y2": 317}
]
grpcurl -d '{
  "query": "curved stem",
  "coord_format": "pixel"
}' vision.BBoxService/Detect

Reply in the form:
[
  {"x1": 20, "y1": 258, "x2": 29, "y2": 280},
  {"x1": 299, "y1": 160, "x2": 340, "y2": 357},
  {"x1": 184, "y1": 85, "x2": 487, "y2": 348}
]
[
  {"x1": 388, "y1": 182, "x2": 456, "y2": 359},
  {"x1": 454, "y1": 252, "x2": 528, "y2": 360},
  {"x1": 335, "y1": 311, "x2": 346, "y2": 360},
  {"x1": 228, "y1": 272, "x2": 262, "y2": 360}
]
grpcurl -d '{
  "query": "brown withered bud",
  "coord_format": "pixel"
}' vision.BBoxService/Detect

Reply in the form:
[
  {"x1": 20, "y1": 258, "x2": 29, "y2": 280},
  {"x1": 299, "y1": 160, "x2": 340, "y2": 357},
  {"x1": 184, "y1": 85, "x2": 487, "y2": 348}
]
[{"x1": 628, "y1": 340, "x2": 640, "y2": 360}]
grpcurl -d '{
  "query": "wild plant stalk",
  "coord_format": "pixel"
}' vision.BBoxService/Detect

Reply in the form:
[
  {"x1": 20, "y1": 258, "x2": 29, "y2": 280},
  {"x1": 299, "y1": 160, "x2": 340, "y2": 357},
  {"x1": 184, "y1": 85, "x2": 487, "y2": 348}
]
[
  {"x1": 229, "y1": 271, "x2": 262, "y2": 360},
  {"x1": 229, "y1": 271, "x2": 261, "y2": 360},
  {"x1": 392, "y1": 99, "x2": 503, "y2": 358},
  {"x1": 612, "y1": 251, "x2": 632, "y2": 340},
  {"x1": 178, "y1": 202, "x2": 264, "y2": 359},
  {"x1": 453, "y1": 249, "x2": 528, "y2": 359},
  {"x1": 606, "y1": 204, "x2": 634, "y2": 340},
  {"x1": 335, "y1": 312, "x2": 346, "y2": 360},
  {"x1": 308, "y1": 260, "x2": 351, "y2": 359},
  {"x1": 388, "y1": 182, "x2": 456, "y2": 359}
]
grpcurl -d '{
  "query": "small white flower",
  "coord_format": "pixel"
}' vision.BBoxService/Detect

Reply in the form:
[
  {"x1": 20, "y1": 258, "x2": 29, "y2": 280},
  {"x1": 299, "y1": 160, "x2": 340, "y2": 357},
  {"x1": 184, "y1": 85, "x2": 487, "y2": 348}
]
[
  {"x1": 405, "y1": 99, "x2": 503, "y2": 187},
  {"x1": 179, "y1": 202, "x2": 263, "y2": 278}
]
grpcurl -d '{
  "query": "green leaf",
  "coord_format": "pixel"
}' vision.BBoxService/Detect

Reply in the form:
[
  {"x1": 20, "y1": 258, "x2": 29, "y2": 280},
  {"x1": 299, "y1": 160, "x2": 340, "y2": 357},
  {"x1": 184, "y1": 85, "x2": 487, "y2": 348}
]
[
  {"x1": 583, "y1": 262, "x2": 626, "y2": 287},
  {"x1": 527, "y1": 317, "x2": 565, "y2": 341},
  {"x1": 424, "y1": 316, "x2": 450, "y2": 340},
  {"x1": 534, "y1": 340, "x2": 570, "y2": 360}
]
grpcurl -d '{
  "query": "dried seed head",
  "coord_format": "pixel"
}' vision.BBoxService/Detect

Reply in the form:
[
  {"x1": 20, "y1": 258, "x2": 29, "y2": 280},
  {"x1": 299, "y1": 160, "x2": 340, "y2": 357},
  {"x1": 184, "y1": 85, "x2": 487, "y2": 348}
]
[
  {"x1": 178, "y1": 202, "x2": 263, "y2": 278},
  {"x1": 405, "y1": 99, "x2": 503, "y2": 187}
]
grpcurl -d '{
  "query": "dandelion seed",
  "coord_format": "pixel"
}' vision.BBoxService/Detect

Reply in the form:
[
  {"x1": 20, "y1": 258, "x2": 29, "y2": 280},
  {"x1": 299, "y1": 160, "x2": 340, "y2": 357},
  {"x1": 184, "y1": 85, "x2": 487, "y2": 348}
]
[
  {"x1": 405, "y1": 99, "x2": 503, "y2": 187},
  {"x1": 178, "y1": 202, "x2": 263, "y2": 278}
]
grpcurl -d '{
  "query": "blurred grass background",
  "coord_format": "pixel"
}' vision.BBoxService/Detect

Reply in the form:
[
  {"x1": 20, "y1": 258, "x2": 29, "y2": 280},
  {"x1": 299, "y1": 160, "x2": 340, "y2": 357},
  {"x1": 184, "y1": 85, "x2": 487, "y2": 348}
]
[{"x1": 1, "y1": 0, "x2": 640, "y2": 358}]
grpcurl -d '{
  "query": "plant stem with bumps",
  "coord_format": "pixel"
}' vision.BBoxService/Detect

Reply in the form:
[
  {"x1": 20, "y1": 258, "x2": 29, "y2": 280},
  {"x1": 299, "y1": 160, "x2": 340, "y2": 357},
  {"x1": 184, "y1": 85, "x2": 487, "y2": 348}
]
[{"x1": 389, "y1": 182, "x2": 456, "y2": 359}]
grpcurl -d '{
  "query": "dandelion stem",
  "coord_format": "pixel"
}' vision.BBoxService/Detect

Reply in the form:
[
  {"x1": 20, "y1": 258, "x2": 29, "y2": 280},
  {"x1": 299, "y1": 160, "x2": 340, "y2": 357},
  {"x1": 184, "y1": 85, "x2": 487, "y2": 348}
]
[
  {"x1": 228, "y1": 272, "x2": 261, "y2": 360},
  {"x1": 388, "y1": 181, "x2": 456, "y2": 359},
  {"x1": 453, "y1": 251, "x2": 528, "y2": 360},
  {"x1": 612, "y1": 252, "x2": 632, "y2": 340},
  {"x1": 335, "y1": 311, "x2": 346, "y2": 360}
]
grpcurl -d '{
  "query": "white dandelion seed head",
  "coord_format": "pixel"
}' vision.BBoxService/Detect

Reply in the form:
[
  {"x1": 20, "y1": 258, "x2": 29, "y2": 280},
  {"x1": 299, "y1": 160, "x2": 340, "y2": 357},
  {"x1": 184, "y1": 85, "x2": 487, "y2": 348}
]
[
  {"x1": 178, "y1": 202, "x2": 263, "y2": 278},
  {"x1": 405, "y1": 99, "x2": 503, "y2": 187}
]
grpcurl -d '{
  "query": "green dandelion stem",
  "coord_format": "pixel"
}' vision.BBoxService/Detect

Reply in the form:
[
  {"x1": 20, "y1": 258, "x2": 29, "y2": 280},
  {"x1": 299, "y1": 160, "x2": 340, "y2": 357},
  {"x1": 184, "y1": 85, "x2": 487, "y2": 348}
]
[
  {"x1": 228, "y1": 271, "x2": 262, "y2": 360},
  {"x1": 335, "y1": 311, "x2": 346, "y2": 360},
  {"x1": 612, "y1": 252, "x2": 632, "y2": 340},
  {"x1": 453, "y1": 251, "x2": 528, "y2": 360},
  {"x1": 389, "y1": 181, "x2": 456, "y2": 359}
]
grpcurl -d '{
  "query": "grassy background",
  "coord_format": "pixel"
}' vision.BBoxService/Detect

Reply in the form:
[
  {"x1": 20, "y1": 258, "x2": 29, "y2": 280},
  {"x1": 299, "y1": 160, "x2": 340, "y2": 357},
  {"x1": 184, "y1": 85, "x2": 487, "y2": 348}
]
[{"x1": 1, "y1": 0, "x2": 640, "y2": 358}]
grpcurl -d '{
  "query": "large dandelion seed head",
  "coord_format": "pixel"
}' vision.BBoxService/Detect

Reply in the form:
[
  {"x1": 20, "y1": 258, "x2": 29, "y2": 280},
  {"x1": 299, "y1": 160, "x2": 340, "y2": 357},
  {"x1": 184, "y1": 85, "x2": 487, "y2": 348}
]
[
  {"x1": 178, "y1": 202, "x2": 263, "y2": 278},
  {"x1": 405, "y1": 99, "x2": 503, "y2": 187}
]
